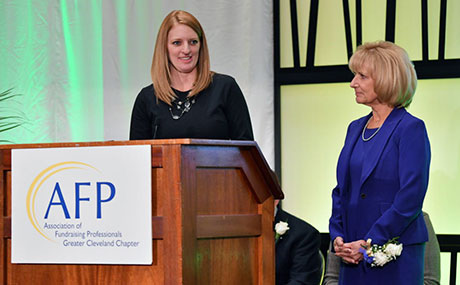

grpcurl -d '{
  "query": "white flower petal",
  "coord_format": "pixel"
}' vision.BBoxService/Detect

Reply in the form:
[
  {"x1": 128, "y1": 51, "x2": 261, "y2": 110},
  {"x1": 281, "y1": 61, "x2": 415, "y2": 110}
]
[{"x1": 275, "y1": 221, "x2": 289, "y2": 235}]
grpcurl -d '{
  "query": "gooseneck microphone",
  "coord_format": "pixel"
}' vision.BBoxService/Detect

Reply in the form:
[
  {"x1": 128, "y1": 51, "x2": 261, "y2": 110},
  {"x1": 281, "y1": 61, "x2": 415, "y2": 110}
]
[{"x1": 153, "y1": 118, "x2": 161, "y2": 139}]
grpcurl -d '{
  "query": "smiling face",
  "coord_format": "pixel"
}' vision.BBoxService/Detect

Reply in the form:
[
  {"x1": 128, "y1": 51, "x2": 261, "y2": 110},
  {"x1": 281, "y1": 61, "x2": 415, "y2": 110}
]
[
  {"x1": 167, "y1": 24, "x2": 200, "y2": 76},
  {"x1": 350, "y1": 65, "x2": 380, "y2": 107}
]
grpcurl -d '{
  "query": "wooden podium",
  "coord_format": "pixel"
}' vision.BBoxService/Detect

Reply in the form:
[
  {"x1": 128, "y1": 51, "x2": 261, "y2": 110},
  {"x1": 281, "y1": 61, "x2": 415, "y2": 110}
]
[{"x1": 0, "y1": 139, "x2": 283, "y2": 284}]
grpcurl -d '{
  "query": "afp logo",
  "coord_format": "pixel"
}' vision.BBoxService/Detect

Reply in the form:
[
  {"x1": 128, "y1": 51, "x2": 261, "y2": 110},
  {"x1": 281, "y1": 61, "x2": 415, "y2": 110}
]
[{"x1": 26, "y1": 161, "x2": 116, "y2": 241}]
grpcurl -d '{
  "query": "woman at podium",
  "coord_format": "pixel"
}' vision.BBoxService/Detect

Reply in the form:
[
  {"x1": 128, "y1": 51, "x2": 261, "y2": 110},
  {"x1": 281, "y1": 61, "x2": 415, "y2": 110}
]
[{"x1": 129, "y1": 10, "x2": 253, "y2": 141}]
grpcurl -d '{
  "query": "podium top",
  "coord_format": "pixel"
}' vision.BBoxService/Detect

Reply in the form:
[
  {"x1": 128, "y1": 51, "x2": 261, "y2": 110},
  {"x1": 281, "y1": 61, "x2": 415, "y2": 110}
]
[
  {"x1": 0, "y1": 138, "x2": 255, "y2": 149},
  {"x1": 0, "y1": 139, "x2": 283, "y2": 199}
]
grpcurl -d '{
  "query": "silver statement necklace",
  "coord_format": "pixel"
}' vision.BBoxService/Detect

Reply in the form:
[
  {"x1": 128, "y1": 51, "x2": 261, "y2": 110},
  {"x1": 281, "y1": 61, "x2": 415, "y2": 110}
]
[
  {"x1": 362, "y1": 116, "x2": 382, "y2": 141},
  {"x1": 169, "y1": 97, "x2": 196, "y2": 120}
]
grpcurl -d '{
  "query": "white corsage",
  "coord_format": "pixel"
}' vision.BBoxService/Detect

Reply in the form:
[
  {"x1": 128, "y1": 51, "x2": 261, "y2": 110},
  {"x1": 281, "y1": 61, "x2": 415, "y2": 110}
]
[
  {"x1": 359, "y1": 237, "x2": 403, "y2": 267},
  {"x1": 274, "y1": 221, "x2": 289, "y2": 241}
]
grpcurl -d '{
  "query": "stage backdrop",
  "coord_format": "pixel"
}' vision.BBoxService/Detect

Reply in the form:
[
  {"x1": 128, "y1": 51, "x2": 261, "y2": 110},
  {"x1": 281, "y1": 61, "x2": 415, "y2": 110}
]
[{"x1": 0, "y1": 0, "x2": 275, "y2": 167}]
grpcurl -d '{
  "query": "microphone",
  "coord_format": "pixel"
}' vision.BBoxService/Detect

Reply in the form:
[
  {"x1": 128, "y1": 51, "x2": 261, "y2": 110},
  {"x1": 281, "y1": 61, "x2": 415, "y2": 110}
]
[{"x1": 153, "y1": 118, "x2": 161, "y2": 139}]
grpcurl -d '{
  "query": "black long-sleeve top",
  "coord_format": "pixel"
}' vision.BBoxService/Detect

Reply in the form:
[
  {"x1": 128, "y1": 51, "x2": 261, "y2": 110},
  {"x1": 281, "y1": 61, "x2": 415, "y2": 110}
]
[{"x1": 129, "y1": 73, "x2": 254, "y2": 140}]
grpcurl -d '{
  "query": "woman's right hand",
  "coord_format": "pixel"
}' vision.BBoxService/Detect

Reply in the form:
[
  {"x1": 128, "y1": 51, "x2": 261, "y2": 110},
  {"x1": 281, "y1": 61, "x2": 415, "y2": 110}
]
[
  {"x1": 333, "y1": 237, "x2": 351, "y2": 257},
  {"x1": 333, "y1": 236, "x2": 345, "y2": 253},
  {"x1": 334, "y1": 237, "x2": 363, "y2": 264}
]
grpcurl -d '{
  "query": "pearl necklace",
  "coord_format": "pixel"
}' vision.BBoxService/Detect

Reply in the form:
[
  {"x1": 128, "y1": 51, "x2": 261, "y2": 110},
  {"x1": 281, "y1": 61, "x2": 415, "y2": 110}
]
[{"x1": 362, "y1": 116, "x2": 382, "y2": 141}]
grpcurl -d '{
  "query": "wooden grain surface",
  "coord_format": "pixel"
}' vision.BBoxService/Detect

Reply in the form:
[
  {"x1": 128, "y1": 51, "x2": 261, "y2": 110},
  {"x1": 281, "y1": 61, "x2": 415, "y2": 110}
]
[{"x1": 0, "y1": 140, "x2": 280, "y2": 284}]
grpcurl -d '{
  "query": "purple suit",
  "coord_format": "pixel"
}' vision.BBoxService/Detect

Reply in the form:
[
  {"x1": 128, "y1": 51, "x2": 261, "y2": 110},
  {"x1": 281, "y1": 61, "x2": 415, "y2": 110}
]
[{"x1": 329, "y1": 107, "x2": 431, "y2": 284}]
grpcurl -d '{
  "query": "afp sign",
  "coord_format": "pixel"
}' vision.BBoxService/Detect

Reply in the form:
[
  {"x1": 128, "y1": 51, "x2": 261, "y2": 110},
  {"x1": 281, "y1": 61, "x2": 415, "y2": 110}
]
[{"x1": 12, "y1": 145, "x2": 152, "y2": 264}]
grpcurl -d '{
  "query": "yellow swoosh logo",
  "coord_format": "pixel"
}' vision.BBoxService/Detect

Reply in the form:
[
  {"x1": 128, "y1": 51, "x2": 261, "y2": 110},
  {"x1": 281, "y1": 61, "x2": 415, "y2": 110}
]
[{"x1": 26, "y1": 161, "x2": 99, "y2": 242}]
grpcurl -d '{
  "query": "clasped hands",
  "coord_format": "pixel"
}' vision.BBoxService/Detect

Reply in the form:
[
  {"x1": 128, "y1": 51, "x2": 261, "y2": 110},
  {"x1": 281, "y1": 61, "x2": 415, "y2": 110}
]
[{"x1": 333, "y1": 236, "x2": 367, "y2": 264}]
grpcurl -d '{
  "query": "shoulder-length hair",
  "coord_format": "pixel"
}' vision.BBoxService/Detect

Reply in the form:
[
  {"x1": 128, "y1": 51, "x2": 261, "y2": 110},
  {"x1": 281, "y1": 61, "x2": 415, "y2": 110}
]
[
  {"x1": 348, "y1": 41, "x2": 417, "y2": 108},
  {"x1": 151, "y1": 10, "x2": 213, "y2": 105}
]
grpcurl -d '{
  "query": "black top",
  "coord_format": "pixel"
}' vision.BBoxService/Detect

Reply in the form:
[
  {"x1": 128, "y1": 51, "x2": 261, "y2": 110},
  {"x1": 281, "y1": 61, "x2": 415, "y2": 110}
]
[{"x1": 129, "y1": 73, "x2": 254, "y2": 140}]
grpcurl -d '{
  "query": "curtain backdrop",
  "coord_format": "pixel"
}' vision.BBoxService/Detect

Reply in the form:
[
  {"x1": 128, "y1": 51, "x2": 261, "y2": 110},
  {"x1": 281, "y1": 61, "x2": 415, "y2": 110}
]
[{"x1": 0, "y1": 0, "x2": 274, "y2": 167}]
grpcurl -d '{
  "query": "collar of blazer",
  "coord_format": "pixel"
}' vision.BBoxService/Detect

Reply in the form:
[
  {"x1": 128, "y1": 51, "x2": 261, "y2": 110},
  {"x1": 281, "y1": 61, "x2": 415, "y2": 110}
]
[{"x1": 337, "y1": 107, "x2": 407, "y2": 191}]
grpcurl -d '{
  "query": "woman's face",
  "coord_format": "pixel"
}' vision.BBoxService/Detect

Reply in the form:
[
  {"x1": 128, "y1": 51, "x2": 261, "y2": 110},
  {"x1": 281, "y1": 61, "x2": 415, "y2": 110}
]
[
  {"x1": 167, "y1": 24, "x2": 200, "y2": 75},
  {"x1": 350, "y1": 65, "x2": 379, "y2": 107}
]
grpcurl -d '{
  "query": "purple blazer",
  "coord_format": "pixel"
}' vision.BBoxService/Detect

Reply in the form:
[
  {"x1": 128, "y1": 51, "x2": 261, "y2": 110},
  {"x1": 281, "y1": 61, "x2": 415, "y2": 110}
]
[{"x1": 329, "y1": 107, "x2": 431, "y2": 246}]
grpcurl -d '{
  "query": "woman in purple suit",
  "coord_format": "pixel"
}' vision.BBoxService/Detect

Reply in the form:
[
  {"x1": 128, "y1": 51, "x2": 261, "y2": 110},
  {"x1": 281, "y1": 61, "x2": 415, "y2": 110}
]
[{"x1": 329, "y1": 41, "x2": 431, "y2": 284}]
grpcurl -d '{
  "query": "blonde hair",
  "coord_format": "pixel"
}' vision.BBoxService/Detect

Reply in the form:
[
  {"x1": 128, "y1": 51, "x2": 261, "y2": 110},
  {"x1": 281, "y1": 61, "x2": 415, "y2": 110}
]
[
  {"x1": 349, "y1": 41, "x2": 417, "y2": 108},
  {"x1": 151, "y1": 10, "x2": 213, "y2": 105}
]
